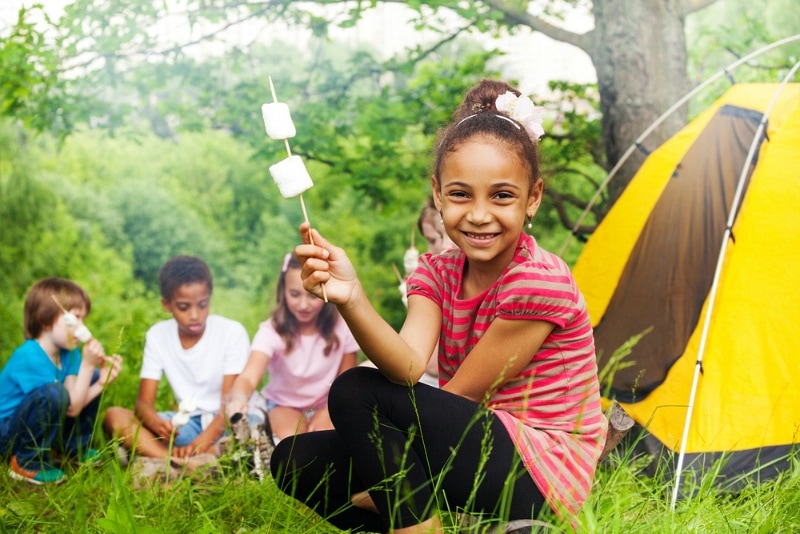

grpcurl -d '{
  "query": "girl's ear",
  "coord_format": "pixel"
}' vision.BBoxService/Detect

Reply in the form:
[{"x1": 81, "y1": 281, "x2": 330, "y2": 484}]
[
  {"x1": 526, "y1": 179, "x2": 544, "y2": 218},
  {"x1": 431, "y1": 175, "x2": 443, "y2": 211}
]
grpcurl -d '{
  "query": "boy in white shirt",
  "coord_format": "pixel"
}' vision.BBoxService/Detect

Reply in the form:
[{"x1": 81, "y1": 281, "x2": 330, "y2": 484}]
[{"x1": 104, "y1": 255, "x2": 249, "y2": 462}]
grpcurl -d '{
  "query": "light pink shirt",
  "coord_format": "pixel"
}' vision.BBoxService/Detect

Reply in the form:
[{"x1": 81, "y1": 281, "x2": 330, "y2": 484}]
[{"x1": 252, "y1": 316, "x2": 359, "y2": 412}]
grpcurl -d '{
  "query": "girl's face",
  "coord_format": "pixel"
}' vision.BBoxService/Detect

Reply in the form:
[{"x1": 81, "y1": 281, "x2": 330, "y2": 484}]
[
  {"x1": 421, "y1": 220, "x2": 455, "y2": 255},
  {"x1": 284, "y1": 267, "x2": 325, "y2": 331},
  {"x1": 50, "y1": 306, "x2": 88, "y2": 350},
  {"x1": 434, "y1": 136, "x2": 542, "y2": 272}
]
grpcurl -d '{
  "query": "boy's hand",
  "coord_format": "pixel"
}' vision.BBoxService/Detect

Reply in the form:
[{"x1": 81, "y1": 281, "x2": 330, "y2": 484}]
[
  {"x1": 81, "y1": 338, "x2": 105, "y2": 367},
  {"x1": 99, "y1": 355, "x2": 123, "y2": 386},
  {"x1": 146, "y1": 417, "x2": 176, "y2": 441},
  {"x1": 296, "y1": 223, "x2": 361, "y2": 306}
]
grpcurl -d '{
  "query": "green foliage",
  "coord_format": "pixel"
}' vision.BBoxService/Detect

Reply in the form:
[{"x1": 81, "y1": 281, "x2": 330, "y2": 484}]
[{"x1": 686, "y1": 0, "x2": 800, "y2": 114}]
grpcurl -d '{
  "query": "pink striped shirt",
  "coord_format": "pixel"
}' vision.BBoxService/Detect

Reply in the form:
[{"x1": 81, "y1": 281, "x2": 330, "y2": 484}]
[{"x1": 407, "y1": 232, "x2": 607, "y2": 519}]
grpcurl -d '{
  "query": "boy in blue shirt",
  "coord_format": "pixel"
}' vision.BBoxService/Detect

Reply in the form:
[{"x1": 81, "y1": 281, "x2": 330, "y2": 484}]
[{"x1": 0, "y1": 277, "x2": 123, "y2": 484}]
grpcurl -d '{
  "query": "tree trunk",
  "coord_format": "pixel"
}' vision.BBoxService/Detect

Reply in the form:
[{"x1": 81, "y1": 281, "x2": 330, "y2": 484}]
[{"x1": 590, "y1": 0, "x2": 691, "y2": 209}]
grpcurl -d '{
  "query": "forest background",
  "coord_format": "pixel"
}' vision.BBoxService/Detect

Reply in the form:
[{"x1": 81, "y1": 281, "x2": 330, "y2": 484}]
[{"x1": 1, "y1": 0, "x2": 798, "y2": 414}]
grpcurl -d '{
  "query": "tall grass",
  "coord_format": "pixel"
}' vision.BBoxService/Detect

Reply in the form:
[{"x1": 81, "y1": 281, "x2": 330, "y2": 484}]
[{"x1": 2, "y1": 438, "x2": 800, "y2": 532}]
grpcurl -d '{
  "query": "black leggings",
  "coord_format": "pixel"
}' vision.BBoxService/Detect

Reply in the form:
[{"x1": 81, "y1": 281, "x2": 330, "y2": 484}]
[{"x1": 270, "y1": 367, "x2": 545, "y2": 532}]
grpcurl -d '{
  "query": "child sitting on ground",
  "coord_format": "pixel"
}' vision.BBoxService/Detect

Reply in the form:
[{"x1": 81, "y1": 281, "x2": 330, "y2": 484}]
[
  {"x1": 104, "y1": 255, "x2": 249, "y2": 468},
  {"x1": 0, "y1": 277, "x2": 122, "y2": 485},
  {"x1": 225, "y1": 252, "x2": 359, "y2": 444}
]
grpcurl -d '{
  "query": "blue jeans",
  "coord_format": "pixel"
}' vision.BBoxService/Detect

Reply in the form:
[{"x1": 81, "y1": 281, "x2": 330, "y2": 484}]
[{"x1": 0, "y1": 380, "x2": 100, "y2": 469}]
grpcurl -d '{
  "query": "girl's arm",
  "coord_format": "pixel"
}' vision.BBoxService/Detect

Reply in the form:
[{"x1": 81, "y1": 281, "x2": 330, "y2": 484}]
[
  {"x1": 296, "y1": 224, "x2": 440, "y2": 384},
  {"x1": 225, "y1": 350, "x2": 270, "y2": 417},
  {"x1": 135, "y1": 378, "x2": 174, "y2": 440},
  {"x1": 337, "y1": 351, "x2": 357, "y2": 375},
  {"x1": 442, "y1": 317, "x2": 555, "y2": 403}
]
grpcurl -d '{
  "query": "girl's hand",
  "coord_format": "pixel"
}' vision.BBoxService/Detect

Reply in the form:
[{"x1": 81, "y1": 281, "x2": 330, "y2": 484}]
[
  {"x1": 296, "y1": 223, "x2": 360, "y2": 306},
  {"x1": 223, "y1": 389, "x2": 250, "y2": 419}
]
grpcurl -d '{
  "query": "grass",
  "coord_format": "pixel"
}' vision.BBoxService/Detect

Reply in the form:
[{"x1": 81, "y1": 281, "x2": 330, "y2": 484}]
[{"x1": 2, "y1": 430, "x2": 800, "y2": 532}]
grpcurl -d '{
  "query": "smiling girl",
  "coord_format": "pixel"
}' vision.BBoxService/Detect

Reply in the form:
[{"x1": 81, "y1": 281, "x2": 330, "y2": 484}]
[{"x1": 271, "y1": 79, "x2": 607, "y2": 533}]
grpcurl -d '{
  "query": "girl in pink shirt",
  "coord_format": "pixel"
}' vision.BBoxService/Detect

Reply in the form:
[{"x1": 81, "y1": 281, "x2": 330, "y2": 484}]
[
  {"x1": 272, "y1": 80, "x2": 607, "y2": 533},
  {"x1": 226, "y1": 252, "x2": 358, "y2": 442}
]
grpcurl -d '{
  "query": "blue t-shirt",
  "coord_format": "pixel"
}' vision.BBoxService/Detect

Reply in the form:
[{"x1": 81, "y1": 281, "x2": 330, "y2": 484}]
[{"x1": 0, "y1": 339, "x2": 82, "y2": 420}]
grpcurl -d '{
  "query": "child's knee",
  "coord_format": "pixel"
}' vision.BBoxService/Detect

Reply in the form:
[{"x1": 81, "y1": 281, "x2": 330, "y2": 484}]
[{"x1": 329, "y1": 366, "x2": 381, "y2": 411}]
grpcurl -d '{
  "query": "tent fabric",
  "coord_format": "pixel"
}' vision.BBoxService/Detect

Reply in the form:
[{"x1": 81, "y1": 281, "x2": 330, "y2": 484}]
[
  {"x1": 572, "y1": 84, "x2": 800, "y2": 473},
  {"x1": 591, "y1": 104, "x2": 764, "y2": 401}
]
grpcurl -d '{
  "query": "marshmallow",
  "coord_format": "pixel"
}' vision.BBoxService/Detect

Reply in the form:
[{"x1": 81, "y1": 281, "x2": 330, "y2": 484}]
[
  {"x1": 398, "y1": 281, "x2": 408, "y2": 308},
  {"x1": 403, "y1": 246, "x2": 420, "y2": 276},
  {"x1": 73, "y1": 324, "x2": 93, "y2": 343},
  {"x1": 63, "y1": 312, "x2": 78, "y2": 327},
  {"x1": 261, "y1": 103, "x2": 296, "y2": 140},
  {"x1": 172, "y1": 412, "x2": 190, "y2": 428},
  {"x1": 269, "y1": 155, "x2": 314, "y2": 198}
]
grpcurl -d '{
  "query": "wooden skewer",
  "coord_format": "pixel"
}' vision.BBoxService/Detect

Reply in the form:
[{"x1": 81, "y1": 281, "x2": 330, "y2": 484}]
[
  {"x1": 269, "y1": 76, "x2": 327, "y2": 302},
  {"x1": 51, "y1": 295, "x2": 67, "y2": 313},
  {"x1": 391, "y1": 263, "x2": 404, "y2": 284}
]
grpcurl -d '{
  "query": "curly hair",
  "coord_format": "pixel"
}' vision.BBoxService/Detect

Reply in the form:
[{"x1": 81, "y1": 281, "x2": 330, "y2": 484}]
[{"x1": 158, "y1": 255, "x2": 213, "y2": 301}]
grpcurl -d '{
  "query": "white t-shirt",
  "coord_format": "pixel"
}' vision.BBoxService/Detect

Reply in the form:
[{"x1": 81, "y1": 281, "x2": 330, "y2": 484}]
[
  {"x1": 253, "y1": 316, "x2": 359, "y2": 412},
  {"x1": 140, "y1": 315, "x2": 250, "y2": 414}
]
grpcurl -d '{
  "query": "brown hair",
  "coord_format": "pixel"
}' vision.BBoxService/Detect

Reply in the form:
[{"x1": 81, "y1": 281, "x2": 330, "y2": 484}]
[
  {"x1": 416, "y1": 195, "x2": 440, "y2": 236},
  {"x1": 158, "y1": 255, "x2": 213, "y2": 301},
  {"x1": 433, "y1": 79, "x2": 541, "y2": 191},
  {"x1": 24, "y1": 277, "x2": 91, "y2": 339},
  {"x1": 271, "y1": 252, "x2": 340, "y2": 356}
]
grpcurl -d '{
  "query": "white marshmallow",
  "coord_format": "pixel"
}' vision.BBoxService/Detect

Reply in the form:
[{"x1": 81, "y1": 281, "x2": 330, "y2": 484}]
[
  {"x1": 262, "y1": 103, "x2": 296, "y2": 140},
  {"x1": 398, "y1": 281, "x2": 408, "y2": 308},
  {"x1": 403, "y1": 246, "x2": 420, "y2": 276},
  {"x1": 172, "y1": 412, "x2": 190, "y2": 428},
  {"x1": 63, "y1": 312, "x2": 78, "y2": 327},
  {"x1": 74, "y1": 324, "x2": 92, "y2": 343},
  {"x1": 269, "y1": 155, "x2": 314, "y2": 198}
]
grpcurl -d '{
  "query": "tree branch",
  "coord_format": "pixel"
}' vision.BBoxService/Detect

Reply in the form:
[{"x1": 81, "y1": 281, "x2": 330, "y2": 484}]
[
  {"x1": 685, "y1": 0, "x2": 721, "y2": 15},
  {"x1": 482, "y1": 0, "x2": 593, "y2": 53}
]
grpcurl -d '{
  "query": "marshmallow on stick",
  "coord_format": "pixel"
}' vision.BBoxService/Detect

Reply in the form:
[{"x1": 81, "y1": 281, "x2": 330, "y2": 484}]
[
  {"x1": 53, "y1": 296, "x2": 93, "y2": 343},
  {"x1": 263, "y1": 76, "x2": 327, "y2": 301}
]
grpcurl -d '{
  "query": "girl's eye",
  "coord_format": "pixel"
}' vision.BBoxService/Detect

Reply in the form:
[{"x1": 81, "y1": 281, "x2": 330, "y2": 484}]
[{"x1": 494, "y1": 191, "x2": 514, "y2": 200}]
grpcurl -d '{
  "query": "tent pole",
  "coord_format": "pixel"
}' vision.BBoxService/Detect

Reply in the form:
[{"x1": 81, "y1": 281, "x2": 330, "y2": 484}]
[
  {"x1": 670, "y1": 61, "x2": 800, "y2": 510},
  {"x1": 560, "y1": 34, "x2": 800, "y2": 257}
]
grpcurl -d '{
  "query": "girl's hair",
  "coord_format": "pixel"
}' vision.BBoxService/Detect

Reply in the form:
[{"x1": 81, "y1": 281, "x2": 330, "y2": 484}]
[
  {"x1": 417, "y1": 195, "x2": 440, "y2": 236},
  {"x1": 158, "y1": 255, "x2": 213, "y2": 301},
  {"x1": 433, "y1": 79, "x2": 541, "y2": 190},
  {"x1": 271, "y1": 252, "x2": 340, "y2": 356},
  {"x1": 24, "y1": 277, "x2": 91, "y2": 339}
]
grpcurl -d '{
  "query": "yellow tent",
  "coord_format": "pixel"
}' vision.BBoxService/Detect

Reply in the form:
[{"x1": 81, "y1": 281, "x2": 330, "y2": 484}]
[{"x1": 573, "y1": 83, "x2": 800, "y2": 489}]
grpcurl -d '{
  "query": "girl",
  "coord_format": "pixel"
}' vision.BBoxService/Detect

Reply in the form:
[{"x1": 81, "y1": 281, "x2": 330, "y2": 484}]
[
  {"x1": 417, "y1": 195, "x2": 455, "y2": 256},
  {"x1": 273, "y1": 80, "x2": 607, "y2": 533},
  {"x1": 226, "y1": 252, "x2": 359, "y2": 441}
]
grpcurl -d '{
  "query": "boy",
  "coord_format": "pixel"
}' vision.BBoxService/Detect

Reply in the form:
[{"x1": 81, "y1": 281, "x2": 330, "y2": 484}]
[
  {"x1": 0, "y1": 277, "x2": 122, "y2": 484},
  {"x1": 104, "y1": 255, "x2": 249, "y2": 464}
]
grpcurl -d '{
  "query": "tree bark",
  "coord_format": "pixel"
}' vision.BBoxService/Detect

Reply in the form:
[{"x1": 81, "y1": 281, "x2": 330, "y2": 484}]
[{"x1": 588, "y1": 0, "x2": 693, "y2": 208}]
